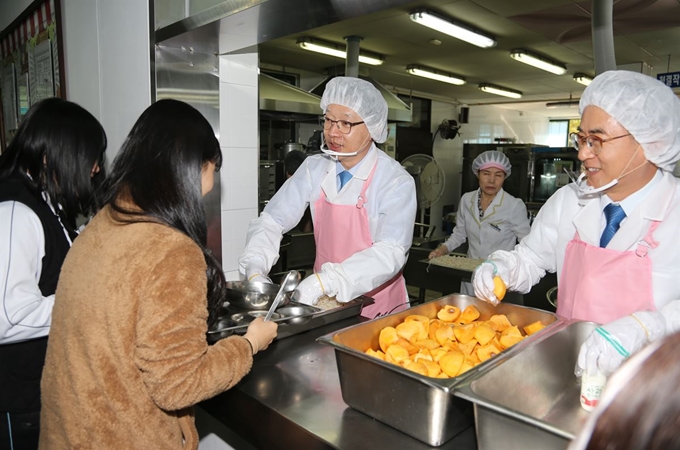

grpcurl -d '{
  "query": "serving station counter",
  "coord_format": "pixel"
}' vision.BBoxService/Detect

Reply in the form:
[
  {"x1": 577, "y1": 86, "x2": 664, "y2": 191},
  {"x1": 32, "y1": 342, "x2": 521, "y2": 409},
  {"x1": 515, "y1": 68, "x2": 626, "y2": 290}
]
[{"x1": 198, "y1": 315, "x2": 477, "y2": 449}]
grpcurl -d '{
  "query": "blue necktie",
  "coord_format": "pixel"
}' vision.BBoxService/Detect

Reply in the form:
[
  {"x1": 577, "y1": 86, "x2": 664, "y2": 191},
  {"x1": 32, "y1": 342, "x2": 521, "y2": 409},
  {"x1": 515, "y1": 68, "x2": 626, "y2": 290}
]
[
  {"x1": 339, "y1": 170, "x2": 353, "y2": 190},
  {"x1": 600, "y1": 203, "x2": 626, "y2": 248}
]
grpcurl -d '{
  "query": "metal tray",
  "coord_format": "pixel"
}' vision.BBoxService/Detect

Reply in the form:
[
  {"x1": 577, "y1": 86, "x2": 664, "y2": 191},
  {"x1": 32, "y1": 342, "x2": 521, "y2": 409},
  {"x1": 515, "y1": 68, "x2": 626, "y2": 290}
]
[
  {"x1": 317, "y1": 294, "x2": 560, "y2": 446},
  {"x1": 207, "y1": 296, "x2": 373, "y2": 343},
  {"x1": 455, "y1": 320, "x2": 598, "y2": 450}
]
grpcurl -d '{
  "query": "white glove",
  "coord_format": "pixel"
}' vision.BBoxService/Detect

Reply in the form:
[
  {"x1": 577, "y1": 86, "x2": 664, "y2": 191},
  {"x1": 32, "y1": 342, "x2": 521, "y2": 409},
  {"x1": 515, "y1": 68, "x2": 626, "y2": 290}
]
[
  {"x1": 295, "y1": 272, "x2": 335, "y2": 306},
  {"x1": 472, "y1": 260, "x2": 511, "y2": 306},
  {"x1": 575, "y1": 312, "x2": 665, "y2": 377},
  {"x1": 245, "y1": 266, "x2": 272, "y2": 284}
]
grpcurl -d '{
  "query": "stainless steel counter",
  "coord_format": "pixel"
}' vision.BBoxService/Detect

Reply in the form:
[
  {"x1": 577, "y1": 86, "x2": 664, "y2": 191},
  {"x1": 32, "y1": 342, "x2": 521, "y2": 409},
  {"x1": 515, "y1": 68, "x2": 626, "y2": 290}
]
[{"x1": 199, "y1": 317, "x2": 477, "y2": 449}]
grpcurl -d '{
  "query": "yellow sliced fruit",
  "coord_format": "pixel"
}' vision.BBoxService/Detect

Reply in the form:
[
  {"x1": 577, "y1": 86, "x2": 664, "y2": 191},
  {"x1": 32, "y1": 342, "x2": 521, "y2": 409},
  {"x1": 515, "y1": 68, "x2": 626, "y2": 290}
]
[{"x1": 493, "y1": 276, "x2": 506, "y2": 300}]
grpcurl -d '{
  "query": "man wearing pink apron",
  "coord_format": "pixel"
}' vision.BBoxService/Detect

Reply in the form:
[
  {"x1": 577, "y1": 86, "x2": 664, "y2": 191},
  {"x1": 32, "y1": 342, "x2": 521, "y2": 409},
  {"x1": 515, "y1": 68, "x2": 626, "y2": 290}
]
[
  {"x1": 239, "y1": 77, "x2": 417, "y2": 319},
  {"x1": 471, "y1": 70, "x2": 680, "y2": 377}
]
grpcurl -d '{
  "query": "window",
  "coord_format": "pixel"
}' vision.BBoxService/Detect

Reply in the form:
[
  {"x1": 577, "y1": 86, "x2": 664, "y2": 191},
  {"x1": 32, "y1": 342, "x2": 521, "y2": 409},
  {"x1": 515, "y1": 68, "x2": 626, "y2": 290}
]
[{"x1": 547, "y1": 120, "x2": 569, "y2": 147}]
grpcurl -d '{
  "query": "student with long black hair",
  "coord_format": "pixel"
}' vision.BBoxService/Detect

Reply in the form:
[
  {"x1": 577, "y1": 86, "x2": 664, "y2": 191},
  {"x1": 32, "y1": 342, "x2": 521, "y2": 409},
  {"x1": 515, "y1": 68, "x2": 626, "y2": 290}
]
[
  {"x1": 0, "y1": 97, "x2": 107, "y2": 450},
  {"x1": 39, "y1": 99, "x2": 277, "y2": 450}
]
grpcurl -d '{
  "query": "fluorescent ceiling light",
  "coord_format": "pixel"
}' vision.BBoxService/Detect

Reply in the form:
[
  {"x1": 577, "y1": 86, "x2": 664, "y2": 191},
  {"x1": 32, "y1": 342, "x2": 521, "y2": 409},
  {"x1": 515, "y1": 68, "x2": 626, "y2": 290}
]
[
  {"x1": 296, "y1": 38, "x2": 384, "y2": 66},
  {"x1": 573, "y1": 73, "x2": 593, "y2": 86},
  {"x1": 546, "y1": 101, "x2": 580, "y2": 109},
  {"x1": 406, "y1": 65, "x2": 466, "y2": 85},
  {"x1": 478, "y1": 83, "x2": 522, "y2": 99},
  {"x1": 510, "y1": 49, "x2": 567, "y2": 75},
  {"x1": 409, "y1": 10, "x2": 496, "y2": 49}
]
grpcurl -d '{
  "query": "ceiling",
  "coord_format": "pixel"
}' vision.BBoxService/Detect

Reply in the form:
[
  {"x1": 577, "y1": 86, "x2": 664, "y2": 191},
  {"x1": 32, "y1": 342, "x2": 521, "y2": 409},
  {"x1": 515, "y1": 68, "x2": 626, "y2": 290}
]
[{"x1": 258, "y1": 0, "x2": 680, "y2": 118}]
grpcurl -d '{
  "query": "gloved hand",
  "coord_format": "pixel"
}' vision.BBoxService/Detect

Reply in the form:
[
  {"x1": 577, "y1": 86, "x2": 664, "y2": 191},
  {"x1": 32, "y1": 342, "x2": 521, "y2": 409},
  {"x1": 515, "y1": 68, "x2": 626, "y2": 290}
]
[
  {"x1": 428, "y1": 245, "x2": 448, "y2": 260},
  {"x1": 243, "y1": 317, "x2": 278, "y2": 355},
  {"x1": 472, "y1": 259, "x2": 511, "y2": 306},
  {"x1": 575, "y1": 313, "x2": 662, "y2": 377},
  {"x1": 245, "y1": 266, "x2": 272, "y2": 284},
  {"x1": 295, "y1": 272, "x2": 335, "y2": 306}
]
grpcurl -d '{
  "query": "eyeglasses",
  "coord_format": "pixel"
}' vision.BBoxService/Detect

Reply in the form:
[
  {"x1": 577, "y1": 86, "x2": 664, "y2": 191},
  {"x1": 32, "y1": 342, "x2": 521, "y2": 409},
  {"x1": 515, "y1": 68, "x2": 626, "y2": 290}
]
[
  {"x1": 319, "y1": 116, "x2": 365, "y2": 134},
  {"x1": 569, "y1": 132, "x2": 632, "y2": 155}
]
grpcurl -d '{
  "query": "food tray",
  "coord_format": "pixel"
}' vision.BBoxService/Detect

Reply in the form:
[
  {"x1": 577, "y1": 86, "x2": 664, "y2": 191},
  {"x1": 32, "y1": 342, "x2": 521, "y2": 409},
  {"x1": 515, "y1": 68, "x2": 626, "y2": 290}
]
[
  {"x1": 317, "y1": 294, "x2": 560, "y2": 446},
  {"x1": 207, "y1": 296, "x2": 373, "y2": 343},
  {"x1": 455, "y1": 320, "x2": 598, "y2": 450}
]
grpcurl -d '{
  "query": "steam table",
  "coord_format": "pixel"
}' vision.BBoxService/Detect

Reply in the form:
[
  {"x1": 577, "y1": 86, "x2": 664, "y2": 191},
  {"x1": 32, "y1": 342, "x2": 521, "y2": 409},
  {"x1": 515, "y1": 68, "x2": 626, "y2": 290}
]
[{"x1": 198, "y1": 316, "x2": 477, "y2": 449}]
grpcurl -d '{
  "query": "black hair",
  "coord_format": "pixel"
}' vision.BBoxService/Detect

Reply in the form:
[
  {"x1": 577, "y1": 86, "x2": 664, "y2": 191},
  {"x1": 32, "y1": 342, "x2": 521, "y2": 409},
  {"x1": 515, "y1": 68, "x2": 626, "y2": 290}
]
[
  {"x1": 102, "y1": 99, "x2": 225, "y2": 326},
  {"x1": 0, "y1": 97, "x2": 108, "y2": 231},
  {"x1": 284, "y1": 150, "x2": 307, "y2": 176}
]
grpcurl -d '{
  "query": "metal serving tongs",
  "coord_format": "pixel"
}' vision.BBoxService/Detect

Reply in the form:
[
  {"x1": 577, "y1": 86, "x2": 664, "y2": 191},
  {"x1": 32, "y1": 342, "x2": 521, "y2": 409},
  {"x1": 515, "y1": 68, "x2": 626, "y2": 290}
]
[{"x1": 264, "y1": 270, "x2": 301, "y2": 321}]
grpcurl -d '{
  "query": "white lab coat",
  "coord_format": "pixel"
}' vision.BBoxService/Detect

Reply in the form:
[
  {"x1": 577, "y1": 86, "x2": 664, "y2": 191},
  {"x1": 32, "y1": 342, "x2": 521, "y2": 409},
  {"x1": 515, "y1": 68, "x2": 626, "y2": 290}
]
[
  {"x1": 492, "y1": 170, "x2": 680, "y2": 312},
  {"x1": 239, "y1": 145, "x2": 417, "y2": 302},
  {"x1": 443, "y1": 188, "x2": 531, "y2": 259}
]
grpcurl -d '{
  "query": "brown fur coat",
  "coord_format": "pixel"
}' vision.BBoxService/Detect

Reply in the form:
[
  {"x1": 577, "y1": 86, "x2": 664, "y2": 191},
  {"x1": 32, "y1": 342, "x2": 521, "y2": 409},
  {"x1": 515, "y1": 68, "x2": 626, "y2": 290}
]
[{"x1": 40, "y1": 206, "x2": 252, "y2": 449}]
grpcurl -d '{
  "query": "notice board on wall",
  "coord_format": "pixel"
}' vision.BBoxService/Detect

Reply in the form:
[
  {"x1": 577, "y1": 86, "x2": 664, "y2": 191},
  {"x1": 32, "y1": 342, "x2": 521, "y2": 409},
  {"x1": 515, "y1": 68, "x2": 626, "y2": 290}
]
[{"x1": 0, "y1": 0, "x2": 64, "y2": 153}]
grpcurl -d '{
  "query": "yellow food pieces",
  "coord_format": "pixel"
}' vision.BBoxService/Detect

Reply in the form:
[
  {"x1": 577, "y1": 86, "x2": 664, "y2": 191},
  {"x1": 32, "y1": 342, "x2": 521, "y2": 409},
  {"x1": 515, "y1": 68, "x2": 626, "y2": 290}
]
[
  {"x1": 365, "y1": 305, "x2": 546, "y2": 378},
  {"x1": 493, "y1": 276, "x2": 507, "y2": 300},
  {"x1": 437, "y1": 306, "x2": 461, "y2": 322},
  {"x1": 523, "y1": 320, "x2": 546, "y2": 336}
]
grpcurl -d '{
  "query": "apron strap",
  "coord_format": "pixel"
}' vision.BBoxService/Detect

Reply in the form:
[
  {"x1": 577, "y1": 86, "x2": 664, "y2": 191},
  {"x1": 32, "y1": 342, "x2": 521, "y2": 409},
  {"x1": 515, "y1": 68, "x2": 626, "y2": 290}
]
[
  {"x1": 356, "y1": 160, "x2": 379, "y2": 209},
  {"x1": 636, "y1": 221, "x2": 661, "y2": 257}
]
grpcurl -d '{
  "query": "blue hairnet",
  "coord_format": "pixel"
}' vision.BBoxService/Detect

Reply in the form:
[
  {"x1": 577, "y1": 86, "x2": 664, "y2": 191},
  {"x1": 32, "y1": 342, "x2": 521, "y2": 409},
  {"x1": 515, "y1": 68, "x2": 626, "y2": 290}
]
[
  {"x1": 320, "y1": 77, "x2": 388, "y2": 143},
  {"x1": 580, "y1": 71, "x2": 680, "y2": 172}
]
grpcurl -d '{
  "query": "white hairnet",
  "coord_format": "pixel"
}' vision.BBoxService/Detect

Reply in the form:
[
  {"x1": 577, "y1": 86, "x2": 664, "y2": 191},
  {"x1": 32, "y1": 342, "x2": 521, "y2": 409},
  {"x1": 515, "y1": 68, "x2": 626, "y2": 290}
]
[
  {"x1": 472, "y1": 150, "x2": 512, "y2": 177},
  {"x1": 320, "y1": 77, "x2": 388, "y2": 143},
  {"x1": 579, "y1": 70, "x2": 680, "y2": 172}
]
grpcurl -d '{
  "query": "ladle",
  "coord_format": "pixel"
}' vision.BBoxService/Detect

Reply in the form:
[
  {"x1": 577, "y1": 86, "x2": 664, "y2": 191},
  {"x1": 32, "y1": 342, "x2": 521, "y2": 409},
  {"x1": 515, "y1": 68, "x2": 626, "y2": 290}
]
[{"x1": 264, "y1": 270, "x2": 300, "y2": 321}]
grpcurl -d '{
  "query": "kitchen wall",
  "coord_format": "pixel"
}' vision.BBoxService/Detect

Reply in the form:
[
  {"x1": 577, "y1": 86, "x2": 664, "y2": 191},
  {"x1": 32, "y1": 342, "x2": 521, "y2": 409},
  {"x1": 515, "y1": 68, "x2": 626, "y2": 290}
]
[
  {"x1": 61, "y1": 0, "x2": 151, "y2": 164},
  {"x1": 218, "y1": 49, "x2": 260, "y2": 281},
  {"x1": 1, "y1": 0, "x2": 152, "y2": 165}
]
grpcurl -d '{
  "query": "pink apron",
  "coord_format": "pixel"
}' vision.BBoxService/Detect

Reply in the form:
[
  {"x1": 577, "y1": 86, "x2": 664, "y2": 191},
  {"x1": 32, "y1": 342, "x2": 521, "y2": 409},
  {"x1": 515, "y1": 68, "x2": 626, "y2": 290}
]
[
  {"x1": 556, "y1": 222, "x2": 660, "y2": 323},
  {"x1": 313, "y1": 162, "x2": 408, "y2": 319}
]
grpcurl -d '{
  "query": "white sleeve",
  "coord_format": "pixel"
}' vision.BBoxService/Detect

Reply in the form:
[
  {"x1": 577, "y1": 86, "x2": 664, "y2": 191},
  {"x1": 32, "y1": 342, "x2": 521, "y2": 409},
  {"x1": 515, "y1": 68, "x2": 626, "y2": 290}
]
[
  {"x1": 487, "y1": 191, "x2": 565, "y2": 293},
  {"x1": 321, "y1": 172, "x2": 417, "y2": 302},
  {"x1": 511, "y1": 199, "x2": 532, "y2": 241},
  {"x1": 0, "y1": 201, "x2": 54, "y2": 343},
  {"x1": 443, "y1": 199, "x2": 469, "y2": 252},
  {"x1": 238, "y1": 159, "x2": 315, "y2": 276}
]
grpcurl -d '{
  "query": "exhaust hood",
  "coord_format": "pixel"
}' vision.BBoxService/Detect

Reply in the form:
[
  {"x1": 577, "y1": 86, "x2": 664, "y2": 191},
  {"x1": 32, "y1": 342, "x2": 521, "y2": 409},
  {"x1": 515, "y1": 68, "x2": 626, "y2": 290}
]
[
  {"x1": 310, "y1": 75, "x2": 412, "y2": 123},
  {"x1": 260, "y1": 73, "x2": 322, "y2": 119}
]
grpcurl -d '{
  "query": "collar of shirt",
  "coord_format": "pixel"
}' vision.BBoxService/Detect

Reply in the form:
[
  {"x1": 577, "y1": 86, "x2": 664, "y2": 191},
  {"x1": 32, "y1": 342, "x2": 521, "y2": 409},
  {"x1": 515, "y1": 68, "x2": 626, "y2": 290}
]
[
  {"x1": 334, "y1": 146, "x2": 374, "y2": 189},
  {"x1": 600, "y1": 169, "x2": 663, "y2": 230}
]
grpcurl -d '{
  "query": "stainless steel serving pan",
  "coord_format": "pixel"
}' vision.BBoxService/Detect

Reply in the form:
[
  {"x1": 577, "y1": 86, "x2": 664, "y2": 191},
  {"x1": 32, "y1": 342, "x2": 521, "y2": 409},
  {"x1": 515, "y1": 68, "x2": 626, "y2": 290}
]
[
  {"x1": 317, "y1": 294, "x2": 560, "y2": 446},
  {"x1": 455, "y1": 320, "x2": 598, "y2": 450}
]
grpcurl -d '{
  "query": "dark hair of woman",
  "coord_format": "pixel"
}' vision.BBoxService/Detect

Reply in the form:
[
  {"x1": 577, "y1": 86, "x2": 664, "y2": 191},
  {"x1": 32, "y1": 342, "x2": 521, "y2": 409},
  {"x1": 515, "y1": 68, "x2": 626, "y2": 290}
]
[
  {"x1": 584, "y1": 331, "x2": 680, "y2": 450},
  {"x1": 0, "y1": 97, "x2": 108, "y2": 230},
  {"x1": 102, "y1": 99, "x2": 226, "y2": 325}
]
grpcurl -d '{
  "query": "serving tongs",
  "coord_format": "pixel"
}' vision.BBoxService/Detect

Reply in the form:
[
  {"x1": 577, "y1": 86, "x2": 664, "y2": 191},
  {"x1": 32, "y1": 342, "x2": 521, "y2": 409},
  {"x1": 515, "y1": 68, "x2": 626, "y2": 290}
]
[{"x1": 264, "y1": 270, "x2": 300, "y2": 321}]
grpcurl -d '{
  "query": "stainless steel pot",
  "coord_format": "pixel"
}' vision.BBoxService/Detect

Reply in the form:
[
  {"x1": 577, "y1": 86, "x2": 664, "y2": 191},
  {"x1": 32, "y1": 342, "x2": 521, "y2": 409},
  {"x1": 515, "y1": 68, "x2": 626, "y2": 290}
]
[{"x1": 282, "y1": 141, "x2": 305, "y2": 154}]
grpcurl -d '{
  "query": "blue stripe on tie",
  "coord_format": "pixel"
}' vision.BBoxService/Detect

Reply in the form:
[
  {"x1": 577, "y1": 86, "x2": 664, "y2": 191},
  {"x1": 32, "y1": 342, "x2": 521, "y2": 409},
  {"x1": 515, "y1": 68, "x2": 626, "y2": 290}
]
[{"x1": 600, "y1": 203, "x2": 626, "y2": 248}]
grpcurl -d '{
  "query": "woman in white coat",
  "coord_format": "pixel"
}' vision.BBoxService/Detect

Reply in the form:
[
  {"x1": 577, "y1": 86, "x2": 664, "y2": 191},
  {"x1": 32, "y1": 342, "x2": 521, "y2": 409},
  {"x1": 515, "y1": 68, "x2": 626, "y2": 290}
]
[
  {"x1": 472, "y1": 70, "x2": 680, "y2": 379},
  {"x1": 428, "y1": 150, "x2": 530, "y2": 297},
  {"x1": 239, "y1": 77, "x2": 417, "y2": 318}
]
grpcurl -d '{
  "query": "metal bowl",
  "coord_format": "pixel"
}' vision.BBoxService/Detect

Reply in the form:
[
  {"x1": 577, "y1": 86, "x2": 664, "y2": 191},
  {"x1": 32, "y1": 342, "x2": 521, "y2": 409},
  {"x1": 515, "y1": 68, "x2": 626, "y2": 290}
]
[
  {"x1": 248, "y1": 310, "x2": 281, "y2": 320},
  {"x1": 225, "y1": 280, "x2": 294, "y2": 310},
  {"x1": 276, "y1": 305, "x2": 317, "y2": 325}
]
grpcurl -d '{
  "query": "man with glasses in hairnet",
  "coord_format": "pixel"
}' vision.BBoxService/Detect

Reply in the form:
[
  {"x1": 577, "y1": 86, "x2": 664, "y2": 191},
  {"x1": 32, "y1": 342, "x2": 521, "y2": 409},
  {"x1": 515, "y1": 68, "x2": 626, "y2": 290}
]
[
  {"x1": 239, "y1": 77, "x2": 417, "y2": 318},
  {"x1": 472, "y1": 70, "x2": 680, "y2": 378}
]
